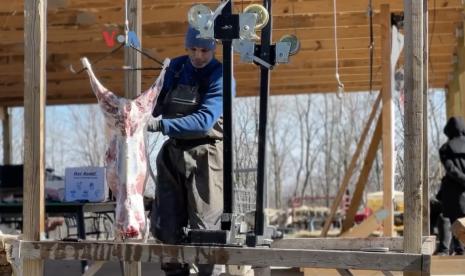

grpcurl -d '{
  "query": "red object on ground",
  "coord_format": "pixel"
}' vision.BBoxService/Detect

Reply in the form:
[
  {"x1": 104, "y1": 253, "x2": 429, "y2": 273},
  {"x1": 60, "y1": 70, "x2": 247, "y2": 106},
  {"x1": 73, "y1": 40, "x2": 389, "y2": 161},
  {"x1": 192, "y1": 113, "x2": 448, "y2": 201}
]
[{"x1": 354, "y1": 207, "x2": 373, "y2": 224}]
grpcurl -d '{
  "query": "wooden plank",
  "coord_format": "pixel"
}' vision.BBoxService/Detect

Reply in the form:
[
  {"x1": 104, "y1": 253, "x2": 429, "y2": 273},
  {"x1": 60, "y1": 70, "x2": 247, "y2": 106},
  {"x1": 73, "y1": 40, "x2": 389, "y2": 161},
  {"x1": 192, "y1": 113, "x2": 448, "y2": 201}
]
[
  {"x1": 321, "y1": 93, "x2": 381, "y2": 236},
  {"x1": 0, "y1": 68, "x2": 452, "y2": 91},
  {"x1": 303, "y1": 255, "x2": 465, "y2": 276},
  {"x1": 380, "y1": 4, "x2": 394, "y2": 237},
  {"x1": 0, "y1": 76, "x2": 451, "y2": 98},
  {"x1": 1, "y1": 8, "x2": 462, "y2": 34},
  {"x1": 1, "y1": 31, "x2": 457, "y2": 56},
  {"x1": 14, "y1": 240, "x2": 428, "y2": 272},
  {"x1": 1, "y1": 0, "x2": 463, "y2": 13},
  {"x1": 0, "y1": 107, "x2": 11, "y2": 164},
  {"x1": 271, "y1": 237, "x2": 435, "y2": 255},
  {"x1": 403, "y1": 0, "x2": 425, "y2": 256},
  {"x1": 341, "y1": 116, "x2": 382, "y2": 233},
  {"x1": 2, "y1": 20, "x2": 459, "y2": 45},
  {"x1": 0, "y1": 79, "x2": 451, "y2": 106},
  {"x1": 23, "y1": 0, "x2": 46, "y2": 275},
  {"x1": 431, "y1": 255, "x2": 465, "y2": 275},
  {"x1": 303, "y1": 268, "x2": 403, "y2": 276}
]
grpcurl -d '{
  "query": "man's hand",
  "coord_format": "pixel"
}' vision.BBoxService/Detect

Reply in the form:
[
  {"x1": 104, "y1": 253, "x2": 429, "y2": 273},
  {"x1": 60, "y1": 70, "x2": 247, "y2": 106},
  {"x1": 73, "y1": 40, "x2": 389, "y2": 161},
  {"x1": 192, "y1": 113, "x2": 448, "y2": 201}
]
[{"x1": 147, "y1": 117, "x2": 162, "y2": 132}]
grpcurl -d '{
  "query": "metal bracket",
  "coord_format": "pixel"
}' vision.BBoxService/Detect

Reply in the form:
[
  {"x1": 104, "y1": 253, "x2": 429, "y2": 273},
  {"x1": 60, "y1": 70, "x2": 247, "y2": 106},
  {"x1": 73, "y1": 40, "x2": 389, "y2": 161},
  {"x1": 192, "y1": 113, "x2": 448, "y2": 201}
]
[
  {"x1": 239, "y1": 13, "x2": 259, "y2": 40},
  {"x1": 195, "y1": 1, "x2": 230, "y2": 39},
  {"x1": 233, "y1": 39, "x2": 273, "y2": 69},
  {"x1": 275, "y1": 42, "x2": 291, "y2": 64}
]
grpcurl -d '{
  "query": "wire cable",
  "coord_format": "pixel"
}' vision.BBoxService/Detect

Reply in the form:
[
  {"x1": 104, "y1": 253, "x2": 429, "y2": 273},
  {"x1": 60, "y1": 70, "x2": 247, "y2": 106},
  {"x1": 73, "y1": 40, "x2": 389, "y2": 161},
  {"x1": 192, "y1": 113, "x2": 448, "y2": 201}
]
[
  {"x1": 333, "y1": 0, "x2": 345, "y2": 98},
  {"x1": 368, "y1": 0, "x2": 374, "y2": 94}
]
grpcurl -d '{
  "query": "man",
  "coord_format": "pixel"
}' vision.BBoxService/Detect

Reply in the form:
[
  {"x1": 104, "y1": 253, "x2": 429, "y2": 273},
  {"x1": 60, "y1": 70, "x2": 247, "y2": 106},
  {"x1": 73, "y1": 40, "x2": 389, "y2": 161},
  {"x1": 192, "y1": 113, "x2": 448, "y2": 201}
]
[
  {"x1": 430, "y1": 194, "x2": 452, "y2": 255},
  {"x1": 147, "y1": 26, "x2": 224, "y2": 275},
  {"x1": 438, "y1": 116, "x2": 465, "y2": 255}
]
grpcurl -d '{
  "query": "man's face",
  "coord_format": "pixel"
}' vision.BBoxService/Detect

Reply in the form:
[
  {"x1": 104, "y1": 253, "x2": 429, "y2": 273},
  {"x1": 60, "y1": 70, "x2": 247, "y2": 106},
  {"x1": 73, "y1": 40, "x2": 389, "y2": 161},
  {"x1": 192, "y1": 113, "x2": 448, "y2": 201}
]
[{"x1": 187, "y1": 47, "x2": 214, "y2": 68}]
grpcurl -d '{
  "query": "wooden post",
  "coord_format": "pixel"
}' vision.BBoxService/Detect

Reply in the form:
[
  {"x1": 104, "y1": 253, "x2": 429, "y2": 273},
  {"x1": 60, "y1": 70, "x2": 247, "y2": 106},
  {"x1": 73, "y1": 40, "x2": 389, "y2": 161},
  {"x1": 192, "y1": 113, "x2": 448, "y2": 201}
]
[
  {"x1": 422, "y1": 0, "x2": 429, "y2": 237},
  {"x1": 446, "y1": 74, "x2": 460, "y2": 119},
  {"x1": 380, "y1": 4, "x2": 394, "y2": 237},
  {"x1": 321, "y1": 94, "x2": 381, "y2": 237},
  {"x1": 457, "y1": 25, "x2": 465, "y2": 121},
  {"x1": 403, "y1": 0, "x2": 425, "y2": 274},
  {"x1": 124, "y1": 0, "x2": 142, "y2": 98},
  {"x1": 0, "y1": 107, "x2": 11, "y2": 164},
  {"x1": 23, "y1": 0, "x2": 47, "y2": 275},
  {"x1": 123, "y1": 0, "x2": 142, "y2": 275}
]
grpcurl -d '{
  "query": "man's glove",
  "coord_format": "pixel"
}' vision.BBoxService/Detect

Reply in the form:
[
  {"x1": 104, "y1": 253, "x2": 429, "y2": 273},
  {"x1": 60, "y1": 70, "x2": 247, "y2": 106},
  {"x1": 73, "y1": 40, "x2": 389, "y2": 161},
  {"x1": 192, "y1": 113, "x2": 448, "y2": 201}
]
[{"x1": 147, "y1": 117, "x2": 162, "y2": 132}]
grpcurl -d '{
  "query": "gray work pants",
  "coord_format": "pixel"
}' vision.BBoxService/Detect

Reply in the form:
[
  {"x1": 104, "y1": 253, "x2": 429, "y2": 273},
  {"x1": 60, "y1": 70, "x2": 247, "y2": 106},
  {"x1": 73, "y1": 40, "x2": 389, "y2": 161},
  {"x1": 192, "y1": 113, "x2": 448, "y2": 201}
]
[{"x1": 151, "y1": 138, "x2": 223, "y2": 276}]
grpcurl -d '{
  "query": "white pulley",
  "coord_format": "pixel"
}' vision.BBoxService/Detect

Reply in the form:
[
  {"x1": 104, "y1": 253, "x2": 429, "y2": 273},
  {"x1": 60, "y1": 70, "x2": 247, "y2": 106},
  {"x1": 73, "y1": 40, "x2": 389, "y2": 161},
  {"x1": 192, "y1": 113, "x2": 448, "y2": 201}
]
[
  {"x1": 279, "y1": 34, "x2": 301, "y2": 56},
  {"x1": 243, "y1": 4, "x2": 269, "y2": 30},
  {"x1": 187, "y1": 4, "x2": 213, "y2": 30}
]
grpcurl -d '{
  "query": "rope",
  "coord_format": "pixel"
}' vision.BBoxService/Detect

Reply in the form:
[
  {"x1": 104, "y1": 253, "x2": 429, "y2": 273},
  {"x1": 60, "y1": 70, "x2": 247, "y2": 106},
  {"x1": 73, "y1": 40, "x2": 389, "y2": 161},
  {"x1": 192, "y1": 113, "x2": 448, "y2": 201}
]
[
  {"x1": 124, "y1": 0, "x2": 129, "y2": 45},
  {"x1": 332, "y1": 0, "x2": 345, "y2": 98},
  {"x1": 368, "y1": 0, "x2": 374, "y2": 94}
]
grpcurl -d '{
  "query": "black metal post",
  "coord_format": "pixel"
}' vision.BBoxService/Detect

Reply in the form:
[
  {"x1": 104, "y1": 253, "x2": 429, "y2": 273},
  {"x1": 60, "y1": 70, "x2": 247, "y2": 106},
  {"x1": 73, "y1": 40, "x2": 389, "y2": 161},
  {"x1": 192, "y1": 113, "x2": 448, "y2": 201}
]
[
  {"x1": 254, "y1": 0, "x2": 272, "y2": 237},
  {"x1": 221, "y1": 0, "x2": 234, "y2": 231}
]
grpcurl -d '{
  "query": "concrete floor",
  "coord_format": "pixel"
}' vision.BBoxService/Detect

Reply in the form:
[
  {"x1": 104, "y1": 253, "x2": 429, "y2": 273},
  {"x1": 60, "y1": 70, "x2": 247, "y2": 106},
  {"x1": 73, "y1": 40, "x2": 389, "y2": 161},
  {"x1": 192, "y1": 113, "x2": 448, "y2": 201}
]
[{"x1": 43, "y1": 261, "x2": 302, "y2": 276}]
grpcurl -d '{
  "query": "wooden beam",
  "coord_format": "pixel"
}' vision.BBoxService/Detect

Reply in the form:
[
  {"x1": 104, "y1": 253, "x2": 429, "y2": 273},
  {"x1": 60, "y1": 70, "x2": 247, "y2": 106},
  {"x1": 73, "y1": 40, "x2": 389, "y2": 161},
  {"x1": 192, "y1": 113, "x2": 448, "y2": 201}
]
[
  {"x1": 0, "y1": 0, "x2": 462, "y2": 13},
  {"x1": 403, "y1": 0, "x2": 426, "y2": 274},
  {"x1": 12, "y1": 240, "x2": 429, "y2": 273},
  {"x1": 1, "y1": 8, "x2": 462, "y2": 35},
  {"x1": 341, "y1": 116, "x2": 382, "y2": 233},
  {"x1": 271, "y1": 236, "x2": 436, "y2": 255},
  {"x1": 1, "y1": 21, "x2": 458, "y2": 47},
  {"x1": 0, "y1": 107, "x2": 11, "y2": 164},
  {"x1": 457, "y1": 24, "x2": 465, "y2": 120},
  {"x1": 446, "y1": 66, "x2": 461, "y2": 118},
  {"x1": 23, "y1": 0, "x2": 46, "y2": 275},
  {"x1": 122, "y1": 0, "x2": 142, "y2": 275},
  {"x1": 431, "y1": 255, "x2": 465, "y2": 275},
  {"x1": 302, "y1": 255, "x2": 462, "y2": 276},
  {"x1": 380, "y1": 4, "x2": 394, "y2": 237},
  {"x1": 422, "y1": 0, "x2": 430, "y2": 238},
  {"x1": 1, "y1": 19, "x2": 459, "y2": 45},
  {"x1": 321, "y1": 93, "x2": 381, "y2": 237}
]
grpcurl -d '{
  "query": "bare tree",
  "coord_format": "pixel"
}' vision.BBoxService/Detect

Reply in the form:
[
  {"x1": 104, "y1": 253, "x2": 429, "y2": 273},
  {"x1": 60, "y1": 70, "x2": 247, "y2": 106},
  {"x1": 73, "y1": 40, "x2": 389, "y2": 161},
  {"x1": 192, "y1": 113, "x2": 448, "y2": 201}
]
[
  {"x1": 45, "y1": 107, "x2": 70, "y2": 175},
  {"x1": 267, "y1": 96, "x2": 293, "y2": 208},
  {"x1": 67, "y1": 105, "x2": 106, "y2": 167},
  {"x1": 290, "y1": 95, "x2": 321, "y2": 201}
]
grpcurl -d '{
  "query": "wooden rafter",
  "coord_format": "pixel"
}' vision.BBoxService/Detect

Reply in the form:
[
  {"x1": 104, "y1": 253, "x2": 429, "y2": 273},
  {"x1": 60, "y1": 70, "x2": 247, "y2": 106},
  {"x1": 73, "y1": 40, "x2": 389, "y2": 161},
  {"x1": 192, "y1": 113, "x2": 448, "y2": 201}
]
[{"x1": 0, "y1": 0, "x2": 462, "y2": 105}]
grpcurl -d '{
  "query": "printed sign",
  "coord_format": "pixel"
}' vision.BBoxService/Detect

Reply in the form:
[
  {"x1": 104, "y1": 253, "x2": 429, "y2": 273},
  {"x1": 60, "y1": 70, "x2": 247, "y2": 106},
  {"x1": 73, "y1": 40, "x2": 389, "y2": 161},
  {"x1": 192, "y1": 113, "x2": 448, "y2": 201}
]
[{"x1": 64, "y1": 167, "x2": 107, "y2": 202}]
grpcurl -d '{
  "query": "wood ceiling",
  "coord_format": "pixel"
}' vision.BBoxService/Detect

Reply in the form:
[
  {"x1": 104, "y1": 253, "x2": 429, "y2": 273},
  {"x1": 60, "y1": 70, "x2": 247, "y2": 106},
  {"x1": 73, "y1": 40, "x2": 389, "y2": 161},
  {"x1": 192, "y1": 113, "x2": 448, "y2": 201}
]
[{"x1": 0, "y1": 0, "x2": 463, "y2": 105}]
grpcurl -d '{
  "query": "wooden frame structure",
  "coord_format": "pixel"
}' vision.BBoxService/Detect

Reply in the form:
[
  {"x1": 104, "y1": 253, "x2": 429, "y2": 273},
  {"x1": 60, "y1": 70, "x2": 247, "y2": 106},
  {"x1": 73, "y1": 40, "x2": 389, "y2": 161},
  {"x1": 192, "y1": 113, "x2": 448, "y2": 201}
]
[
  {"x1": 6, "y1": 240, "x2": 430, "y2": 273},
  {"x1": 0, "y1": 0, "x2": 457, "y2": 275}
]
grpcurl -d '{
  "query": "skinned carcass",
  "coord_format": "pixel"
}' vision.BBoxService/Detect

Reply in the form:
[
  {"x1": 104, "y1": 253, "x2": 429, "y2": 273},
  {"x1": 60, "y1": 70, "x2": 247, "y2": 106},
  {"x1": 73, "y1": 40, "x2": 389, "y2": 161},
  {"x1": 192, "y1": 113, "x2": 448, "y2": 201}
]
[{"x1": 81, "y1": 57, "x2": 169, "y2": 239}]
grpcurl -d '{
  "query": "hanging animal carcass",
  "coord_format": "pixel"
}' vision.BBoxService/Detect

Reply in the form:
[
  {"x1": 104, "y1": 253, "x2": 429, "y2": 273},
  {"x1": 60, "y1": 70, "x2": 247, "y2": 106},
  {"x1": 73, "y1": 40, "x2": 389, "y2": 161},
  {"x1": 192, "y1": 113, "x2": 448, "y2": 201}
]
[{"x1": 81, "y1": 57, "x2": 169, "y2": 239}]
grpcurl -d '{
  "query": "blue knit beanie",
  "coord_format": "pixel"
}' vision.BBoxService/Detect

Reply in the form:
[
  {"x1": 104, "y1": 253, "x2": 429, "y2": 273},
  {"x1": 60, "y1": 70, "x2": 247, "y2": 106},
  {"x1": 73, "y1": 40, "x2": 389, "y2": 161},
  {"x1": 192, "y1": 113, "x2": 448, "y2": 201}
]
[{"x1": 185, "y1": 26, "x2": 216, "y2": 50}]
